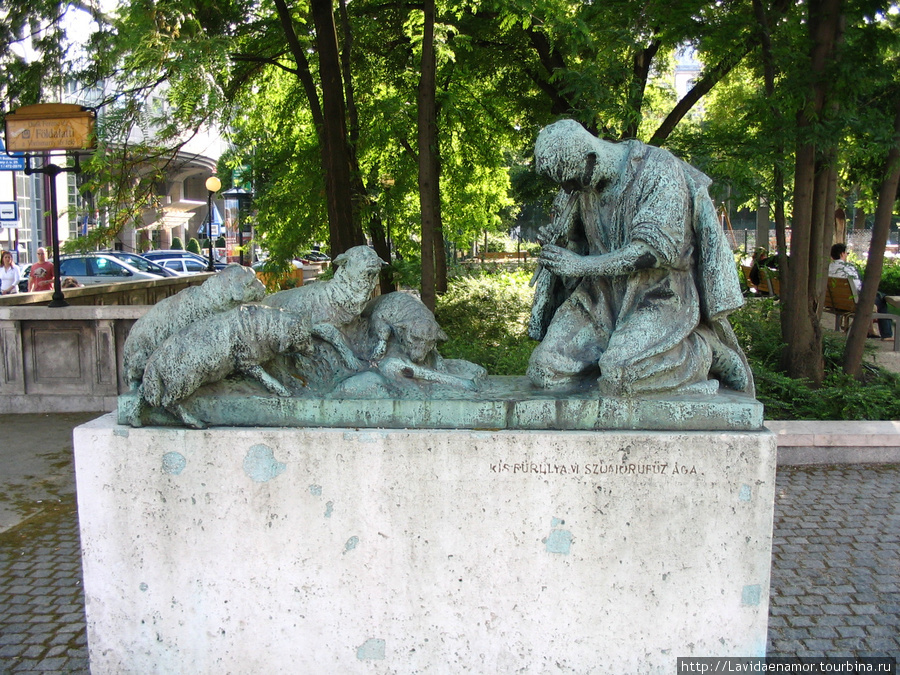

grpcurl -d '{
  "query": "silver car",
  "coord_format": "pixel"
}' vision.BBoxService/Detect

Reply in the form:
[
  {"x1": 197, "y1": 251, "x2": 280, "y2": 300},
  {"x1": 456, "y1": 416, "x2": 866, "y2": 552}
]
[
  {"x1": 57, "y1": 254, "x2": 165, "y2": 285},
  {"x1": 158, "y1": 257, "x2": 212, "y2": 275}
]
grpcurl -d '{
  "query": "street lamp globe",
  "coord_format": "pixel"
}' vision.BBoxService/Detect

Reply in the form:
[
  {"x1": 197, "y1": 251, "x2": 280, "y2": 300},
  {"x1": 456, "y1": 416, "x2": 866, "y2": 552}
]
[{"x1": 204, "y1": 176, "x2": 222, "y2": 271}]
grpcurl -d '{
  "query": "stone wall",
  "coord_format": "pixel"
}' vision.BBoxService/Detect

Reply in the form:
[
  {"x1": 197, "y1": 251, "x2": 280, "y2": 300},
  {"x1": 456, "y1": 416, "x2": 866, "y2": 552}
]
[
  {"x1": 0, "y1": 305, "x2": 152, "y2": 413},
  {"x1": 0, "y1": 273, "x2": 212, "y2": 308},
  {"x1": 0, "y1": 275, "x2": 215, "y2": 413}
]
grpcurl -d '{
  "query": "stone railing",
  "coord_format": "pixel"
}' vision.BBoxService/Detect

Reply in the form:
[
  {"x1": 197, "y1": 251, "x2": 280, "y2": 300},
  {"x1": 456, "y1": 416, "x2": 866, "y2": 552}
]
[
  {"x1": 0, "y1": 275, "x2": 212, "y2": 413},
  {"x1": 0, "y1": 272, "x2": 213, "y2": 307}
]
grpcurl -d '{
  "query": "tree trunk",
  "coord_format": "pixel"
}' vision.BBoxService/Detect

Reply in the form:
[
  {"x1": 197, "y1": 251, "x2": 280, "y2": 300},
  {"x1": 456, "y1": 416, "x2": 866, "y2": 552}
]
[
  {"x1": 834, "y1": 208, "x2": 847, "y2": 244},
  {"x1": 368, "y1": 212, "x2": 394, "y2": 295},
  {"x1": 418, "y1": 0, "x2": 440, "y2": 311},
  {"x1": 843, "y1": 94, "x2": 900, "y2": 377},
  {"x1": 337, "y1": 0, "x2": 376, "y2": 248},
  {"x1": 310, "y1": 0, "x2": 364, "y2": 256},
  {"x1": 623, "y1": 40, "x2": 660, "y2": 140},
  {"x1": 853, "y1": 205, "x2": 866, "y2": 231},
  {"x1": 778, "y1": 0, "x2": 843, "y2": 385},
  {"x1": 781, "y1": 141, "x2": 824, "y2": 384},
  {"x1": 755, "y1": 197, "x2": 770, "y2": 251}
]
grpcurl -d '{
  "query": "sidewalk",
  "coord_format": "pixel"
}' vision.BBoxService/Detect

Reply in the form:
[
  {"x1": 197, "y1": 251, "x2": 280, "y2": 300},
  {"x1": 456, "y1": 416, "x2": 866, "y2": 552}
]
[{"x1": 0, "y1": 414, "x2": 898, "y2": 672}]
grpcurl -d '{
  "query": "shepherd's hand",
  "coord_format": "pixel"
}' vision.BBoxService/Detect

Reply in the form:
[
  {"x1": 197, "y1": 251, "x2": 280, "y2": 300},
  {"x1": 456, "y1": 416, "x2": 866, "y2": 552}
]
[{"x1": 540, "y1": 244, "x2": 588, "y2": 278}]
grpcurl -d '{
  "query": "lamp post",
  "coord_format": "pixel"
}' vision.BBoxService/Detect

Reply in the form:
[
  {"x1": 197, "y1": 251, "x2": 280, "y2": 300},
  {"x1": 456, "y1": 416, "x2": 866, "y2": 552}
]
[{"x1": 205, "y1": 175, "x2": 221, "y2": 272}]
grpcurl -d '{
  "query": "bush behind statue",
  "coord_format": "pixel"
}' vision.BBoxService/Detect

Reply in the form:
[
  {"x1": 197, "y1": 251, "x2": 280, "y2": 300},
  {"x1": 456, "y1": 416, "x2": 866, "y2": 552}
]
[
  {"x1": 435, "y1": 270, "x2": 536, "y2": 376},
  {"x1": 727, "y1": 298, "x2": 900, "y2": 420}
]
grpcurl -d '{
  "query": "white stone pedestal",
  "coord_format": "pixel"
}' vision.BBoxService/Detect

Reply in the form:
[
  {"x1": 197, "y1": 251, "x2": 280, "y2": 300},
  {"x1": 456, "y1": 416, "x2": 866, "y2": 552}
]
[{"x1": 74, "y1": 414, "x2": 776, "y2": 674}]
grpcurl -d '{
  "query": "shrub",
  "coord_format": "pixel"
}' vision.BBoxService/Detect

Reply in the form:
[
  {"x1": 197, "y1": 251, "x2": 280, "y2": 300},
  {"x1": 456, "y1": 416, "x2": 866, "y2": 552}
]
[
  {"x1": 216, "y1": 236, "x2": 226, "y2": 248},
  {"x1": 186, "y1": 238, "x2": 201, "y2": 254},
  {"x1": 171, "y1": 237, "x2": 184, "y2": 250},
  {"x1": 729, "y1": 298, "x2": 900, "y2": 419},
  {"x1": 878, "y1": 257, "x2": 900, "y2": 295},
  {"x1": 435, "y1": 270, "x2": 535, "y2": 375}
]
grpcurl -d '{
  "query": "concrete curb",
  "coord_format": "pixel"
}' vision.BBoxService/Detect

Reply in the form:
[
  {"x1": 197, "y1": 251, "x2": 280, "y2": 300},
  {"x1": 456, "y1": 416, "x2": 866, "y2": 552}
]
[{"x1": 766, "y1": 420, "x2": 900, "y2": 465}]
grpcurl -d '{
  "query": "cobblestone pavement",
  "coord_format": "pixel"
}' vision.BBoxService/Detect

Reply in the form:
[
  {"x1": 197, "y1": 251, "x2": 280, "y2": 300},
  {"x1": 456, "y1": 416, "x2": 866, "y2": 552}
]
[
  {"x1": 0, "y1": 498, "x2": 88, "y2": 674},
  {"x1": 766, "y1": 464, "x2": 900, "y2": 658},
  {"x1": 0, "y1": 463, "x2": 898, "y2": 673}
]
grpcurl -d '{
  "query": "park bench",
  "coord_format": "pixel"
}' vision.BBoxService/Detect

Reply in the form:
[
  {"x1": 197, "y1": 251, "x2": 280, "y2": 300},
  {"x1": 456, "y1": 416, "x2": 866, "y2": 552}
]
[
  {"x1": 479, "y1": 251, "x2": 529, "y2": 262},
  {"x1": 824, "y1": 276, "x2": 900, "y2": 352},
  {"x1": 741, "y1": 263, "x2": 779, "y2": 297}
]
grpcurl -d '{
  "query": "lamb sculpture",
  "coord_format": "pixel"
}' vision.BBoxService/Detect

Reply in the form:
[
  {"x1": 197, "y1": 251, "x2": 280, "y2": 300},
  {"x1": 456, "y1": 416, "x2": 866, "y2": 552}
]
[{"x1": 123, "y1": 264, "x2": 265, "y2": 388}]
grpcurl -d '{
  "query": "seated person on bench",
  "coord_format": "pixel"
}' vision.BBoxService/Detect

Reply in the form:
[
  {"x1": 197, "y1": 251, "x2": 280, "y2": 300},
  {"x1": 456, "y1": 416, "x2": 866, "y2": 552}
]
[{"x1": 829, "y1": 243, "x2": 893, "y2": 340}]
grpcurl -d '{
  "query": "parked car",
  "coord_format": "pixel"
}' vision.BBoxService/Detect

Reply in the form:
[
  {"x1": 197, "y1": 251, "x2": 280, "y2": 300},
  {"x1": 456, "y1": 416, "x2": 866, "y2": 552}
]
[
  {"x1": 53, "y1": 254, "x2": 165, "y2": 286},
  {"x1": 142, "y1": 249, "x2": 227, "y2": 271},
  {"x1": 158, "y1": 257, "x2": 211, "y2": 275},
  {"x1": 102, "y1": 251, "x2": 182, "y2": 278},
  {"x1": 300, "y1": 250, "x2": 331, "y2": 262}
]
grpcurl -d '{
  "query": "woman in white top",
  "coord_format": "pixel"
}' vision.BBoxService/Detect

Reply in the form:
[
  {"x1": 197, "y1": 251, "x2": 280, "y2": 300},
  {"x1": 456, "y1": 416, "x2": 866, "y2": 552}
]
[{"x1": 0, "y1": 250, "x2": 21, "y2": 295}]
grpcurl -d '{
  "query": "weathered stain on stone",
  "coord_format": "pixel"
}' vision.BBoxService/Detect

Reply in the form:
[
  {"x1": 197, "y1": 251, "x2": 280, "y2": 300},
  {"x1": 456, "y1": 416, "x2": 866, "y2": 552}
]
[
  {"x1": 309, "y1": 485, "x2": 322, "y2": 496},
  {"x1": 356, "y1": 638, "x2": 385, "y2": 660},
  {"x1": 742, "y1": 584, "x2": 762, "y2": 606},
  {"x1": 545, "y1": 528, "x2": 573, "y2": 555},
  {"x1": 242, "y1": 444, "x2": 286, "y2": 483},
  {"x1": 161, "y1": 452, "x2": 186, "y2": 476},
  {"x1": 343, "y1": 535, "x2": 359, "y2": 553},
  {"x1": 738, "y1": 484, "x2": 752, "y2": 502}
]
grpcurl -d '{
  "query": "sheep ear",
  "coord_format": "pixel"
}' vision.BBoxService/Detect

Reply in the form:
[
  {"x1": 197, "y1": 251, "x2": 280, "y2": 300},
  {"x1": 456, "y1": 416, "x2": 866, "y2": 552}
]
[
  {"x1": 436, "y1": 328, "x2": 449, "y2": 342},
  {"x1": 333, "y1": 253, "x2": 348, "y2": 267}
]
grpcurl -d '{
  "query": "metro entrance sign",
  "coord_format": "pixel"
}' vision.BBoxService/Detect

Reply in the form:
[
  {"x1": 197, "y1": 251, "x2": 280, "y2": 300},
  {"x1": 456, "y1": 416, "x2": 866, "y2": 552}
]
[
  {"x1": 3, "y1": 103, "x2": 95, "y2": 153},
  {"x1": 3, "y1": 103, "x2": 97, "y2": 307}
]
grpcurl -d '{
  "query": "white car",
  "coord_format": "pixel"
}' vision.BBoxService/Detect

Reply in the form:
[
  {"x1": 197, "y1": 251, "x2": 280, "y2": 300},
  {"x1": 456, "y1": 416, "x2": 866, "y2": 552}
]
[{"x1": 158, "y1": 258, "x2": 212, "y2": 275}]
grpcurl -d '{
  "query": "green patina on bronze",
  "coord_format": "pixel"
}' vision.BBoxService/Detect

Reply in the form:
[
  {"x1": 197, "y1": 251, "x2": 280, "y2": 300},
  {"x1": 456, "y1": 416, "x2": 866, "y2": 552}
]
[{"x1": 117, "y1": 376, "x2": 763, "y2": 431}]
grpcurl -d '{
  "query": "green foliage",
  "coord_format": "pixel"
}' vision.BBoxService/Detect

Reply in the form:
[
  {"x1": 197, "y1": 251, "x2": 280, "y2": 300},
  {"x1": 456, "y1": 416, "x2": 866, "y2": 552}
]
[
  {"x1": 878, "y1": 258, "x2": 900, "y2": 296},
  {"x1": 434, "y1": 270, "x2": 535, "y2": 376},
  {"x1": 216, "y1": 236, "x2": 226, "y2": 248},
  {"x1": 186, "y1": 238, "x2": 201, "y2": 255},
  {"x1": 389, "y1": 256, "x2": 424, "y2": 290},
  {"x1": 730, "y1": 299, "x2": 900, "y2": 420},
  {"x1": 171, "y1": 236, "x2": 184, "y2": 250}
]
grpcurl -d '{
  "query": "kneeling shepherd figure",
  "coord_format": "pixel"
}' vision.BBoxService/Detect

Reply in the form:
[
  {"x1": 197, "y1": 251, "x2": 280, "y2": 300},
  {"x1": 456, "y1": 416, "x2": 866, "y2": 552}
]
[{"x1": 528, "y1": 119, "x2": 753, "y2": 397}]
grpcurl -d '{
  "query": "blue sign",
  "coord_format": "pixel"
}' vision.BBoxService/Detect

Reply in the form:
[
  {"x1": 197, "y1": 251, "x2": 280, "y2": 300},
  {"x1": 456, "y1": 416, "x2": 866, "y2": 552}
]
[
  {"x1": 0, "y1": 137, "x2": 26, "y2": 171},
  {"x1": 0, "y1": 202, "x2": 17, "y2": 221}
]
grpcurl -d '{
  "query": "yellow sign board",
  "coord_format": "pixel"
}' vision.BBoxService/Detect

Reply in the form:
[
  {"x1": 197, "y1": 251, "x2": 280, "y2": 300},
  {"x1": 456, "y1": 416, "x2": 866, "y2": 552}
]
[{"x1": 4, "y1": 103, "x2": 96, "y2": 153}]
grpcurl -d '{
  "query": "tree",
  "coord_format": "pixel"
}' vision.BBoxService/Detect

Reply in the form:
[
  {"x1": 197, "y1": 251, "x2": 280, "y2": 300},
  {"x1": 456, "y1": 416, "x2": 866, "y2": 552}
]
[
  {"x1": 0, "y1": 0, "x2": 81, "y2": 110},
  {"x1": 776, "y1": 0, "x2": 844, "y2": 385}
]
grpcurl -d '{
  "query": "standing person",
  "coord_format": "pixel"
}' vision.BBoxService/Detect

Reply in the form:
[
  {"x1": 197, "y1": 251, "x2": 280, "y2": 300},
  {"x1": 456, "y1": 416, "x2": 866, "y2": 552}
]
[
  {"x1": 27, "y1": 247, "x2": 55, "y2": 292},
  {"x1": 527, "y1": 119, "x2": 753, "y2": 397},
  {"x1": 0, "y1": 250, "x2": 20, "y2": 295},
  {"x1": 828, "y1": 243, "x2": 893, "y2": 340}
]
